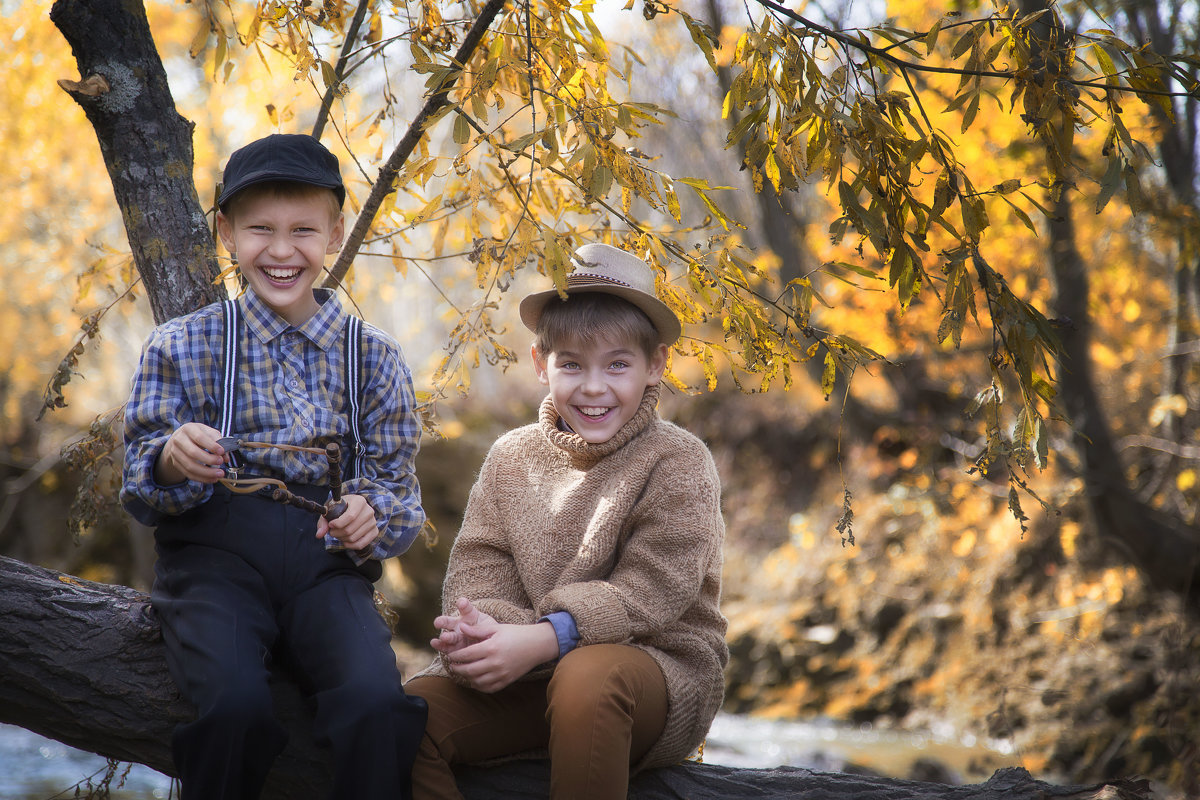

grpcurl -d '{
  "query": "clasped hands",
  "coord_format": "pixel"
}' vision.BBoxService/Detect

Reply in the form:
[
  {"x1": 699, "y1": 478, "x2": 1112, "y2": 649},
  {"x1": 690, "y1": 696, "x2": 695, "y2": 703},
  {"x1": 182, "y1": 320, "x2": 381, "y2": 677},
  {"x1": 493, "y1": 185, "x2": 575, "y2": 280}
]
[
  {"x1": 156, "y1": 422, "x2": 379, "y2": 550},
  {"x1": 431, "y1": 597, "x2": 559, "y2": 693}
]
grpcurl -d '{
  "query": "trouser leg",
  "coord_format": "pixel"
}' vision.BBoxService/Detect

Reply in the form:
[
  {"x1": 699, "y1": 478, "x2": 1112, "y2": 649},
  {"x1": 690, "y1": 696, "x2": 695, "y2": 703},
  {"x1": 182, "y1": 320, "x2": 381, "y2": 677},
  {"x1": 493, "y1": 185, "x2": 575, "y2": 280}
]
[
  {"x1": 405, "y1": 675, "x2": 551, "y2": 800},
  {"x1": 545, "y1": 644, "x2": 668, "y2": 800},
  {"x1": 280, "y1": 571, "x2": 427, "y2": 800},
  {"x1": 152, "y1": 544, "x2": 287, "y2": 800}
]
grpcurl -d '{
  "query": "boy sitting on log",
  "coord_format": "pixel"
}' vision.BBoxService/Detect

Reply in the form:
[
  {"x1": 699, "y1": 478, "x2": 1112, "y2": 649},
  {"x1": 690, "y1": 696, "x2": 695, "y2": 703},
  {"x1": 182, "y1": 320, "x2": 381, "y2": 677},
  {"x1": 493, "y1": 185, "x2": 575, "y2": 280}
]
[
  {"x1": 120, "y1": 133, "x2": 428, "y2": 800},
  {"x1": 406, "y1": 243, "x2": 728, "y2": 799}
]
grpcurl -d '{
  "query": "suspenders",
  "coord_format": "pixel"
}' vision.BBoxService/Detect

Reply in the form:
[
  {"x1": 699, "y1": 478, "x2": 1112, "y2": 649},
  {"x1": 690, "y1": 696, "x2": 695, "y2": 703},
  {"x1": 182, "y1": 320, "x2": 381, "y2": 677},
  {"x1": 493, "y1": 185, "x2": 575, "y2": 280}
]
[
  {"x1": 219, "y1": 300, "x2": 243, "y2": 472},
  {"x1": 343, "y1": 314, "x2": 365, "y2": 480},
  {"x1": 218, "y1": 299, "x2": 365, "y2": 482}
]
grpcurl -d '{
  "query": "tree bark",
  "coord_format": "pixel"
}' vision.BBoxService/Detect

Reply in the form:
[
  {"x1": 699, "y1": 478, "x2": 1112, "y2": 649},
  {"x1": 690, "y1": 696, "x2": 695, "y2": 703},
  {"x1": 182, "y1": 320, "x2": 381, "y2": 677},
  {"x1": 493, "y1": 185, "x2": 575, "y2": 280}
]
[
  {"x1": 0, "y1": 556, "x2": 333, "y2": 799},
  {"x1": 0, "y1": 554, "x2": 1153, "y2": 800},
  {"x1": 51, "y1": 0, "x2": 224, "y2": 325}
]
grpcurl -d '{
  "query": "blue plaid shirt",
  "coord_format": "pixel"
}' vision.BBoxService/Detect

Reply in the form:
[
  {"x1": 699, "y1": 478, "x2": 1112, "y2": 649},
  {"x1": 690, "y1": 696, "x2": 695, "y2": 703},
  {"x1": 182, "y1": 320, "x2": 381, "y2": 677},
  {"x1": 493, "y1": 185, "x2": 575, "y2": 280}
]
[{"x1": 121, "y1": 288, "x2": 426, "y2": 561}]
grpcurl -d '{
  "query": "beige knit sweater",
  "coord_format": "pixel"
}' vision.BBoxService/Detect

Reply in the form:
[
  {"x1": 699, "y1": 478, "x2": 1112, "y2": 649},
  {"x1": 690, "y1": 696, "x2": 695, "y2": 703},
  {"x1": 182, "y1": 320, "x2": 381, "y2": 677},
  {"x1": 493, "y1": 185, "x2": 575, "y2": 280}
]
[{"x1": 414, "y1": 385, "x2": 728, "y2": 770}]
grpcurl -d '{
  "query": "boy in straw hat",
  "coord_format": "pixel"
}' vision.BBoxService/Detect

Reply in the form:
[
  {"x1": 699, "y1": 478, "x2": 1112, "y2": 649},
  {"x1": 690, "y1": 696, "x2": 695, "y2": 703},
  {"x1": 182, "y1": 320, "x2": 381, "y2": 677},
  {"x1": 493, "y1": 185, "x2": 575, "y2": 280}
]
[{"x1": 405, "y1": 243, "x2": 728, "y2": 798}]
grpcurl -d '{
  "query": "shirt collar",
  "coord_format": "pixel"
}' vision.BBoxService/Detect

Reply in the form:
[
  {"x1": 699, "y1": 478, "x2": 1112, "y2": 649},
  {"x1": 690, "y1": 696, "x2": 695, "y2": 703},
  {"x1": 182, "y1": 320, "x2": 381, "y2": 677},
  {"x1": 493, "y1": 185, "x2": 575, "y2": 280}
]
[{"x1": 240, "y1": 288, "x2": 346, "y2": 351}]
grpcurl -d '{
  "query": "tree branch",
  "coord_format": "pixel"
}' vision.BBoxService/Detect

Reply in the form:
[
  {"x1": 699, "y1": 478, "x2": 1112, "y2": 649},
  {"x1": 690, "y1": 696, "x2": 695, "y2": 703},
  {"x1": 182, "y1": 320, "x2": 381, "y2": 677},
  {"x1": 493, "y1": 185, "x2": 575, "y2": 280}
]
[
  {"x1": 748, "y1": 0, "x2": 1198, "y2": 100},
  {"x1": 323, "y1": 0, "x2": 509, "y2": 289},
  {"x1": 311, "y1": 0, "x2": 371, "y2": 142}
]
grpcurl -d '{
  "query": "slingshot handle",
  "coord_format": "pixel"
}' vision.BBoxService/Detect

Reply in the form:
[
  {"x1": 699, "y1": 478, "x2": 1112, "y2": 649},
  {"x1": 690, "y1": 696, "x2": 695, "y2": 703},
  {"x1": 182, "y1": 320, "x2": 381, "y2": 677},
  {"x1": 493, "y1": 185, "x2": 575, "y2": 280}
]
[
  {"x1": 323, "y1": 441, "x2": 349, "y2": 520},
  {"x1": 271, "y1": 488, "x2": 325, "y2": 516},
  {"x1": 325, "y1": 442, "x2": 343, "y2": 500}
]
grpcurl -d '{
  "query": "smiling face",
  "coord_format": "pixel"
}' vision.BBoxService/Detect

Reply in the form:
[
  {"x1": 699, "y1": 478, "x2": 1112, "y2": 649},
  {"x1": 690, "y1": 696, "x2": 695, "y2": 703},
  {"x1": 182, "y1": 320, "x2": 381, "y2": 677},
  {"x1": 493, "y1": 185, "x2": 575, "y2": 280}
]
[
  {"x1": 533, "y1": 333, "x2": 668, "y2": 444},
  {"x1": 217, "y1": 185, "x2": 344, "y2": 326}
]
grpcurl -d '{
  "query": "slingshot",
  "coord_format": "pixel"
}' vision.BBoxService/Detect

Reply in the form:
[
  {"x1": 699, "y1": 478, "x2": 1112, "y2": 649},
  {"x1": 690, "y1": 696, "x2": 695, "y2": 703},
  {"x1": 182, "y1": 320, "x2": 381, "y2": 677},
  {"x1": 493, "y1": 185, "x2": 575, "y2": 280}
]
[{"x1": 216, "y1": 438, "x2": 350, "y2": 522}]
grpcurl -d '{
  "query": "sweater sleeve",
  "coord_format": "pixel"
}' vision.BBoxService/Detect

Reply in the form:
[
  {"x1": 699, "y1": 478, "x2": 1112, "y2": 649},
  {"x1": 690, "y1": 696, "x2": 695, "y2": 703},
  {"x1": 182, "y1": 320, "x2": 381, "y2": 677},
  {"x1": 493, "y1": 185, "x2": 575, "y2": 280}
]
[
  {"x1": 538, "y1": 437, "x2": 724, "y2": 645},
  {"x1": 440, "y1": 448, "x2": 537, "y2": 626}
]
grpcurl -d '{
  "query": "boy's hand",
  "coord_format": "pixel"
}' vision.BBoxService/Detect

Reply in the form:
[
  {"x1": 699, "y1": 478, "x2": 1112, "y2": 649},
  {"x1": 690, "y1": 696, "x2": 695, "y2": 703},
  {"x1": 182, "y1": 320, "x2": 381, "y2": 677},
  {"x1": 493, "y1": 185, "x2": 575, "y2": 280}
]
[
  {"x1": 434, "y1": 598, "x2": 559, "y2": 693},
  {"x1": 155, "y1": 423, "x2": 228, "y2": 486},
  {"x1": 317, "y1": 493, "x2": 379, "y2": 551},
  {"x1": 430, "y1": 597, "x2": 496, "y2": 656}
]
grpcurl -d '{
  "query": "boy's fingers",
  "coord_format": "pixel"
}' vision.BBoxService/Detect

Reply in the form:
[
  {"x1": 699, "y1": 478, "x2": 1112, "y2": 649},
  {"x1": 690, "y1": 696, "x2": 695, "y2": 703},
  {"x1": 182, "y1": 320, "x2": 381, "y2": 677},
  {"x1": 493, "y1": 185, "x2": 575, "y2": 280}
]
[{"x1": 457, "y1": 597, "x2": 481, "y2": 625}]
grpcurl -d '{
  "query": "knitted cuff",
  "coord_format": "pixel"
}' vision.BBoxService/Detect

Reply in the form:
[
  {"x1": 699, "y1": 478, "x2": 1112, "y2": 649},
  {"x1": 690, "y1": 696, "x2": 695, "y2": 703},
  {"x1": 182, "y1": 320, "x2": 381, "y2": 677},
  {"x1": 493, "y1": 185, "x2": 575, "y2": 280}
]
[{"x1": 539, "y1": 582, "x2": 630, "y2": 644}]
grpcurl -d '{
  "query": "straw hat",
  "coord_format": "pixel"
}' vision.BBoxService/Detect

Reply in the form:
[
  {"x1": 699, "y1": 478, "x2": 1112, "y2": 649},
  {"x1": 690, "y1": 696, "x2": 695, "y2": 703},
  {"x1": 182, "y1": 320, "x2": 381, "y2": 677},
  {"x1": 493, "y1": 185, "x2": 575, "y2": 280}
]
[{"x1": 519, "y1": 243, "x2": 681, "y2": 345}]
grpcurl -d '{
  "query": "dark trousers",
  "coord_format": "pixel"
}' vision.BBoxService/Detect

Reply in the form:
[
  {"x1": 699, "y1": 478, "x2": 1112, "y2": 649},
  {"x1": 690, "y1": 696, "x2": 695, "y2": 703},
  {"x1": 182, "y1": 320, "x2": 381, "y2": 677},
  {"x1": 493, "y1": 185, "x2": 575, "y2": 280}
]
[{"x1": 151, "y1": 485, "x2": 427, "y2": 800}]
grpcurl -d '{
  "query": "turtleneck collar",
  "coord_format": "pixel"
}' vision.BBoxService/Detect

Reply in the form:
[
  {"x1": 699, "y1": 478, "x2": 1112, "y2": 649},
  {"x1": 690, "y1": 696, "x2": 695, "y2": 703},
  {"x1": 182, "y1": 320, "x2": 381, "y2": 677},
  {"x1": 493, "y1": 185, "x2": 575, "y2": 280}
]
[{"x1": 539, "y1": 384, "x2": 660, "y2": 461}]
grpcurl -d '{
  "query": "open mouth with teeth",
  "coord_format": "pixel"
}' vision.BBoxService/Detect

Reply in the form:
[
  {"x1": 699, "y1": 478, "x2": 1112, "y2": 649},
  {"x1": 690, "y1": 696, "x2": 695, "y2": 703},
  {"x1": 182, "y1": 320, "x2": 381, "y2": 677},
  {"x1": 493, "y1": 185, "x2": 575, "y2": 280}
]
[
  {"x1": 261, "y1": 265, "x2": 305, "y2": 284},
  {"x1": 577, "y1": 406, "x2": 613, "y2": 420}
]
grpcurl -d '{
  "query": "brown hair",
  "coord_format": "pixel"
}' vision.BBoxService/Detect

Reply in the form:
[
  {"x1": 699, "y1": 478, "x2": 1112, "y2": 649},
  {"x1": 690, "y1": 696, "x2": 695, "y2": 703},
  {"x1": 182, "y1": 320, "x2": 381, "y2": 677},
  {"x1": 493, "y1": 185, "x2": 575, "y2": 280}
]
[{"x1": 533, "y1": 292, "x2": 661, "y2": 359}]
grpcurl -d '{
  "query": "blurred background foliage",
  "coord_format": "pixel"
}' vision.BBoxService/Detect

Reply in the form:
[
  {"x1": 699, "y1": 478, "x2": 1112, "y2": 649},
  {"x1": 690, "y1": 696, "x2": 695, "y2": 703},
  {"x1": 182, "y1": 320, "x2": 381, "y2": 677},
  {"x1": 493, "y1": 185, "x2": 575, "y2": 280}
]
[{"x1": 1, "y1": 0, "x2": 1197, "y2": 795}]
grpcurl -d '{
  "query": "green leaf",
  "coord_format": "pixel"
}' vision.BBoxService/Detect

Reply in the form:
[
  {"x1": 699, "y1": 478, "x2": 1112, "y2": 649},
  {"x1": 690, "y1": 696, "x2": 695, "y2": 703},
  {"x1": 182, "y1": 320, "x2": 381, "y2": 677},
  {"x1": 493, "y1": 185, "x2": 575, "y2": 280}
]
[
  {"x1": 680, "y1": 11, "x2": 719, "y2": 74},
  {"x1": 1095, "y1": 156, "x2": 1122, "y2": 213},
  {"x1": 829, "y1": 260, "x2": 883, "y2": 281},
  {"x1": 923, "y1": 17, "x2": 943, "y2": 54},
  {"x1": 950, "y1": 24, "x2": 981, "y2": 60},
  {"x1": 999, "y1": 195, "x2": 1037, "y2": 234},
  {"x1": 1094, "y1": 44, "x2": 1118, "y2": 83},
  {"x1": 590, "y1": 165, "x2": 613, "y2": 199},
  {"x1": 452, "y1": 113, "x2": 471, "y2": 145},
  {"x1": 960, "y1": 93, "x2": 981, "y2": 132}
]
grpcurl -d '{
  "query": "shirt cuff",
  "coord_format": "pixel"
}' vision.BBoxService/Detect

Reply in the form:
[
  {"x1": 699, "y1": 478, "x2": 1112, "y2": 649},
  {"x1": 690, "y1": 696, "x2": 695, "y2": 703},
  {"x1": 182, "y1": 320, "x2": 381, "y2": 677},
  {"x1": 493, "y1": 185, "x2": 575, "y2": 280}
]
[{"x1": 540, "y1": 611, "x2": 580, "y2": 659}]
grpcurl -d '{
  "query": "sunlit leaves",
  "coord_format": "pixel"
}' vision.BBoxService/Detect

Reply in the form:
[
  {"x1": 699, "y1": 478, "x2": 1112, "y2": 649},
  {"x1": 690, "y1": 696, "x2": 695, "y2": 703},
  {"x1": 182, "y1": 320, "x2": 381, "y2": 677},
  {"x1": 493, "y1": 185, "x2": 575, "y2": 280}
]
[{"x1": 34, "y1": 0, "x2": 1192, "y2": 509}]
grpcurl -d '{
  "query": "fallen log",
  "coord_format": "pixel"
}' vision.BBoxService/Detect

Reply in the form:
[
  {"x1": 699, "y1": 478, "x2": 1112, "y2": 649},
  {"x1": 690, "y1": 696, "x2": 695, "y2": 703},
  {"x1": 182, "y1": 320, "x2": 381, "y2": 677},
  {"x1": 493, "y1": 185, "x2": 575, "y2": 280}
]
[{"x1": 0, "y1": 556, "x2": 1151, "y2": 800}]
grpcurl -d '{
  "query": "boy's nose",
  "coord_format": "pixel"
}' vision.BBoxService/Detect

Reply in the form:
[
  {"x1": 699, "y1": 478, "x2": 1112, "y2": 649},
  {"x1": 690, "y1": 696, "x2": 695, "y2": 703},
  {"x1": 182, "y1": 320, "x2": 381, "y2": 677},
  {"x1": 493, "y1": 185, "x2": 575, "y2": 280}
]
[
  {"x1": 267, "y1": 235, "x2": 293, "y2": 257},
  {"x1": 581, "y1": 371, "x2": 606, "y2": 394}
]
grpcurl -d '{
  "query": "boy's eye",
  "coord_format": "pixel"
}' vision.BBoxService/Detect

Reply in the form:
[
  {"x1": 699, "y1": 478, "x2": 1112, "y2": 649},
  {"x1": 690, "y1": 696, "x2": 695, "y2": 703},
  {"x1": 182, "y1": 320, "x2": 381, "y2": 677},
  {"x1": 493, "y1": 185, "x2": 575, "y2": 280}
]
[{"x1": 610, "y1": 361, "x2": 629, "y2": 370}]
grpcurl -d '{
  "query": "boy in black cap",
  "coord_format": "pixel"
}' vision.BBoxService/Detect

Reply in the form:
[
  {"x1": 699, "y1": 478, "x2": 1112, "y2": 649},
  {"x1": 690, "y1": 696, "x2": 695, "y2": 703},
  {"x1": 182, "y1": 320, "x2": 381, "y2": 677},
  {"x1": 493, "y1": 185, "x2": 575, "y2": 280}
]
[{"x1": 121, "y1": 133, "x2": 428, "y2": 800}]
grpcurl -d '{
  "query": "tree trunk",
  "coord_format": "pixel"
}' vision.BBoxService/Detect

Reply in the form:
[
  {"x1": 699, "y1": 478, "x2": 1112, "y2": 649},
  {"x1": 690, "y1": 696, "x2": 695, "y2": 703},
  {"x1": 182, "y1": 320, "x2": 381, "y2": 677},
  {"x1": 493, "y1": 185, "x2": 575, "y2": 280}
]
[
  {"x1": 1016, "y1": 0, "x2": 1200, "y2": 605},
  {"x1": 0, "y1": 555, "x2": 1153, "y2": 800},
  {"x1": 50, "y1": 0, "x2": 224, "y2": 325},
  {"x1": 1047, "y1": 191, "x2": 1200, "y2": 602}
]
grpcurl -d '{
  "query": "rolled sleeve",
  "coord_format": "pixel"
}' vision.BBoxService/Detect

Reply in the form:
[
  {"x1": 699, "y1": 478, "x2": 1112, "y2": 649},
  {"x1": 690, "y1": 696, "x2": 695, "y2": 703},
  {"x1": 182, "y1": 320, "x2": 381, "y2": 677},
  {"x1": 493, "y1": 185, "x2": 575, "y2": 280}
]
[
  {"x1": 120, "y1": 322, "x2": 217, "y2": 520},
  {"x1": 539, "y1": 611, "x2": 581, "y2": 659}
]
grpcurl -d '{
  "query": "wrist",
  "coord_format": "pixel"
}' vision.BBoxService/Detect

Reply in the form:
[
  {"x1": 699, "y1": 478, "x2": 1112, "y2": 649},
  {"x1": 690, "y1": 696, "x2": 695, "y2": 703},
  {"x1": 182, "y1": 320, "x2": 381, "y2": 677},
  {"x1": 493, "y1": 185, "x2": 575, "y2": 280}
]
[
  {"x1": 533, "y1": 621, "x2": 560, "y2": 663},
  {"x1": 153, "y1": 452, "x2": 186, "y2": 486}
]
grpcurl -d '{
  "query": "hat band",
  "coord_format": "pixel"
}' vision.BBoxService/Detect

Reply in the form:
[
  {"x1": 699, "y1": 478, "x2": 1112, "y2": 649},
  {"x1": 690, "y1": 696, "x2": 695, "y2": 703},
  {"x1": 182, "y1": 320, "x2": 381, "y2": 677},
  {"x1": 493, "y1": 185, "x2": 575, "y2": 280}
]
[{"x1": 566, "y1": 273, "x2": 635, "y2": 290}]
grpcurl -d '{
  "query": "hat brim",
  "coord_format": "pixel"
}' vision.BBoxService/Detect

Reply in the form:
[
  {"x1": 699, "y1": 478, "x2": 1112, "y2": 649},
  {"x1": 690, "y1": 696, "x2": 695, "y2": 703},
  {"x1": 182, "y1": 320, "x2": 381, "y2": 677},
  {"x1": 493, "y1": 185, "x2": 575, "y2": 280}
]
[{"x1": 519, "y1": 282, "x2": 682, "y2": 346}]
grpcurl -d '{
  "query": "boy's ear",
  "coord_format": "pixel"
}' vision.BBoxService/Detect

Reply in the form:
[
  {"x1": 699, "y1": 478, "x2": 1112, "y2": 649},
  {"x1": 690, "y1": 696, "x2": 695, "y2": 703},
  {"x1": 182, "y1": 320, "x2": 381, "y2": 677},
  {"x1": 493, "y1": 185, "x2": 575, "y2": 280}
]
[
  {"x1": 215, "y1": 211, "x2": 236, "y2": 255},
  {"x1": 326, "y1": 212, "x2": 345, "y2": 255},
  {"x1": 531, "y1": 343, "x2": 550, "y2": 386},
  {"x1": 645, "y1": 342, "x2": 669, "y2": 386}
]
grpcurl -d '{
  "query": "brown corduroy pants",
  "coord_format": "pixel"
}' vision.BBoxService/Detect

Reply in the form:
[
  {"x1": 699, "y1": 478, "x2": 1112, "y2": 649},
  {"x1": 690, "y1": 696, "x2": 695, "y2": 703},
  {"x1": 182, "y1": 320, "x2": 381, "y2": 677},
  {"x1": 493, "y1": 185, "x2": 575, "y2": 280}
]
[{"x1": 405, "y1": 643, "x2": 668, "y2": 800}]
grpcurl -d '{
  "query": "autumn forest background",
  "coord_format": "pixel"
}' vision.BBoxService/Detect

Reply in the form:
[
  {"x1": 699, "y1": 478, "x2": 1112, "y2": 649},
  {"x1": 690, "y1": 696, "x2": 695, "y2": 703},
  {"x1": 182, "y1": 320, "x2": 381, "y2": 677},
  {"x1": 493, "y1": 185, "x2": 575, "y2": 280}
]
[{"x1": 0, "y1": 0, "x2": 1197, "y2": 797}]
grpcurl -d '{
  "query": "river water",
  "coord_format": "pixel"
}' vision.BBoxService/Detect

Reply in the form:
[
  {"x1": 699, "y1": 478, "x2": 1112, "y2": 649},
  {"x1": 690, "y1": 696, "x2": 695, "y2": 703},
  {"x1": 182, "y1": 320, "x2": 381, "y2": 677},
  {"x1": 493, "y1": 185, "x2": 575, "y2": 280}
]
[{"x1": 0, "y1": 714, "x2": 1012, "y2": 799}]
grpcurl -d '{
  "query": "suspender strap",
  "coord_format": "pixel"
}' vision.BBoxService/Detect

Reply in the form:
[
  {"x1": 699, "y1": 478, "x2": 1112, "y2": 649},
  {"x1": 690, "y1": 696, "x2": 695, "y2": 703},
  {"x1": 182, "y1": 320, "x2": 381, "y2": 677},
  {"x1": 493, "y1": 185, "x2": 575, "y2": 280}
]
[
  {"x1": 343, "y1": 315, "x2": 365, "y2": 481},
  {"x1": 219, "y1": 300, "x2": 243, "y2": 469},
  {"x1": 218, "y1": 299, "x2": 364, "y2": 478}
]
